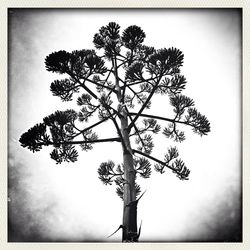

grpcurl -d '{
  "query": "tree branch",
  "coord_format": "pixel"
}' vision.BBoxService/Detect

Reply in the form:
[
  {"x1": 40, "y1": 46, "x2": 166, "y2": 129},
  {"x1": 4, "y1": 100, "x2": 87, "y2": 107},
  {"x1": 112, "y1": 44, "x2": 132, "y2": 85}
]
[
  {"x1": 125, "y1": 107, "x2": 147, "y2": 152},
  {"x1": 124, "y1": 73, "x2": 171, "y2": 88},
  {"x1": 67, "y1": 71, "x2": 98, "y2": 99},
  {"x1": 104, "y1": 66, "x2": 113, "y2": 83},
  {"x1": 127, "y1": 74, "x2": 163, "y2": 132},
  {"x1": 36, "y1": 137, "x2": 121, "y2": 148},
  {"x1": 133, "y1": 149, "x2": 188, "y2": 179},
  {"x1": 120, "y1": 77, "x2": 127, "y2": 103},
  {"x1": 86, "y1": 78, "x2": 117, "y2": 93},
  {"x1": 71, "y1": 117, "x2": 110, "y2": 139},
  {"x1": 66, "y1": 70, "x2": 122, "y2": 125},
  {"x1": 102, "y1": 102, "x2": 127, "y2": 151},
  {"x1": 118, "y1": 77, "x2": 145, "y2": 105},
  {"x1": 129, "y1": 112, "x2": 174, "y2": 123},
  {"x1": 64, "y1": 137, "x2": 120, "y2": 145},
  {"x1": 119, "y1": 49, "x2": 135, "y2": 101},
  {"x1": 133, "y1": 149, "x2": 172, "y2": 169},
  {"x1": 128, "y1": 112, "x2": 192, "y2": 127}
]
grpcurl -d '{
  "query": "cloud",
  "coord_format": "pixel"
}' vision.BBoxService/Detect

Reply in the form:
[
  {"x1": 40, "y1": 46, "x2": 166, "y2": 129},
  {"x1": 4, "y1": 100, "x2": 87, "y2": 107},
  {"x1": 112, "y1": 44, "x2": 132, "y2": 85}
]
[
  {"x1": 8, "y1": 153, "x2": 100, "y2": 242},
  {"x1": 182, "y1": 185, "x2": 242, "y2": 242}
]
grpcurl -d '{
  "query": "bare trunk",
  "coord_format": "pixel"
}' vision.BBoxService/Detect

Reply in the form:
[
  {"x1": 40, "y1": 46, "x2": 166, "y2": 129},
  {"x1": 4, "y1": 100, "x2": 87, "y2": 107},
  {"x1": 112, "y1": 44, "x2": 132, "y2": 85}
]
[{"x1": 120, "y1": 113, "x2": 138, "y2": 242}]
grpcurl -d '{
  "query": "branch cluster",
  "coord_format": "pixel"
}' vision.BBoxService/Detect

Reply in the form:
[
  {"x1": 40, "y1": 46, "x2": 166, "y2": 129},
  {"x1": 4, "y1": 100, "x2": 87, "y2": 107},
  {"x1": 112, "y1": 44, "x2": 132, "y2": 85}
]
[
  {"x1": 97, "y1": 161, "x2": 142, "y2": 200},
  {"x1": 45, "y1": 49, "x2": 107, "y2": 76},
  {"x1": 20, "y1": 22, "x2": 211, "y2": 197},
  {"x1": 154, "y1": 146, "x2": 190, "y2": 180},
  {"x1": 97, "y1": 156, "x2": 152, "y2": 200},
  {"x1": 19, "y1": 109, "x2": 114, "y2": 164},
  {"x1": 163, "y1": 94, "x2": 210, "y2": 142},
  {"x1": 134, "y1": 157, "x2": 152, "y2": 178},
  {"x1": 97, "y1": 161, "x2": 123, "y2": 185},
  {"x1": 77, "y1": 93, "x2": 98, "y2": 122}
]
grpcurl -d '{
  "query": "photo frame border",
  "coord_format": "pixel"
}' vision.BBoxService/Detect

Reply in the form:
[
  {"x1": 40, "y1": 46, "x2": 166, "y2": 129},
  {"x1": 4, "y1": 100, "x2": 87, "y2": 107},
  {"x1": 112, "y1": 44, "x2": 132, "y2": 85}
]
[{"x1": 1, "y1": 1, "x2": 249, "y2": 249}]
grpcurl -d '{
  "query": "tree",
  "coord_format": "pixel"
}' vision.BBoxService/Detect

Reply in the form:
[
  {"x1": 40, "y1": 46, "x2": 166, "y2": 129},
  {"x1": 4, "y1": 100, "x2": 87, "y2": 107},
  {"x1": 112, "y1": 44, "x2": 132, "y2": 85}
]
[{"x1": 19, "y1": 22, "x2": 210, "y2": 242}]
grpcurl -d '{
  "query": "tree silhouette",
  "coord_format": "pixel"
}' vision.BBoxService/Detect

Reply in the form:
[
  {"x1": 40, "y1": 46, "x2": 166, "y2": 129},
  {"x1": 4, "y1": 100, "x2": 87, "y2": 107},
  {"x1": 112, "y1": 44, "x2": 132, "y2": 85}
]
[{"x1": 19, "y1": 22, "x2": 210, "y2": 242}]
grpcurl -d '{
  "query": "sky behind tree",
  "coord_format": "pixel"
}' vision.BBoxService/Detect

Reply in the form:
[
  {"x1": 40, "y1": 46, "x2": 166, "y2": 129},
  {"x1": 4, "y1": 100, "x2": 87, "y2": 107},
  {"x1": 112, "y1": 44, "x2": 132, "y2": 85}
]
[{"x1": 8, "y1": 9, "x2": 241, "y2": 242}]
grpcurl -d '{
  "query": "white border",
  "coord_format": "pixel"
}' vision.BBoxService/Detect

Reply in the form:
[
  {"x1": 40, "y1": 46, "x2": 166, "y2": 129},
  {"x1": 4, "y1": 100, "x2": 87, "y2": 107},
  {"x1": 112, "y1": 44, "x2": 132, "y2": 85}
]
[{"x1": 1, "y1": 1, "x2": 249, "y2": 249}]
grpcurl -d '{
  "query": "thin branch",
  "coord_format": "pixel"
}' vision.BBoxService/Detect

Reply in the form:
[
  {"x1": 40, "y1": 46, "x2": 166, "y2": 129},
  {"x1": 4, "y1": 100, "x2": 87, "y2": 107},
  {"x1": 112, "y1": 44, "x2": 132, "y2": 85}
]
[
  {"x1": 133, "y1": 149, "x2": 180, "y2": 176},
  {"x1": 70, "y1": 117, "x2": 110, "y2": 139},
  {"x1": 119, "y1": 49, "x2": 134, "y2": 100},
  {"x1": 117, "y1": 53, "x2": 127, "y2": 60},
  {"x1": 127, "y1": 73, "x2": 163, "y2": 132},
  {"x1": 129, "y1": 123, "x2": 153, "y2": 136},
  {"x1": 129, "y1": 113, "x2": 174, "y2": 123},
  {"x1": 106, "y1": 69, "x2": 116, "y2": 74},
  {"x1": 102, "y1": 172, "x2": 124, "y2": 186},
  {"x1": 67, "y1": 71, "x2": 98, "y2": 99},
  {"x1": 37, "y1": 137, "x2": 121, "y2": 147},
  {"x1": 127, "y1": 85, "x2": 144, "y2": 103},
  {"x1": 120, "y1": 77, "x2": 127, "y2": 103},
  {"x1": 125, "y1": 106, "x2": 147, "y2": 152},
  {"x1": 104, "y1": 66, "x2": 113, "y2": 82},
  {"x1": 128, "y1": 112, "x2": 192, "y2": 127},
  {"x1": 104, "y1": 55, "x2": 129, "y2": 152},
  {"x1": 118, "y1": 77, "x2": 144, "y2": 105},
  {"x1": 67, "y1": 70, "x2": 121, "y2": 122},
  {"x1": 124, "y1": 72, "x2": 171, "y2": 88},
  {"x1": 81, "y1": 66, "x2": 116, "y2": 93},
  {"x1": 117, "y1": 59, "x2": 129, "y2": 69},
  {"x1": 64, "y1": 137, "x2": 120, "y2": 145},
  {"x1": 124, "y1": 76, "x2": 157, "y2": 88},
  {"x1": 102, "y1": 102, "x2": 127, "y2": 151},
  {"x1": 80, "y1": 82, "x2": 98, "y2": 99},
  {"x1": 85, "y1": 77, "x2": 117, "y2": 93}
]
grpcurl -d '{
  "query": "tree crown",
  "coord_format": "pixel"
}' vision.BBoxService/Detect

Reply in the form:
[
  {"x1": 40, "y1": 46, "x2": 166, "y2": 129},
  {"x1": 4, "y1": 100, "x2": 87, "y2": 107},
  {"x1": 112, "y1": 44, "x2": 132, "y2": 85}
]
[{"x1": 20, "y1": 22, "x2": 210, "y2": 199}]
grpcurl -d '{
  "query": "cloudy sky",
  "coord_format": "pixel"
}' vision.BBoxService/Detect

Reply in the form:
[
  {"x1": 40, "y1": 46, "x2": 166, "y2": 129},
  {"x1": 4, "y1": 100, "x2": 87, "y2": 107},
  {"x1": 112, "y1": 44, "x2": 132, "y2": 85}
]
[{"x1": 8, "y1": 9, "x2": 241, "y2": 242}]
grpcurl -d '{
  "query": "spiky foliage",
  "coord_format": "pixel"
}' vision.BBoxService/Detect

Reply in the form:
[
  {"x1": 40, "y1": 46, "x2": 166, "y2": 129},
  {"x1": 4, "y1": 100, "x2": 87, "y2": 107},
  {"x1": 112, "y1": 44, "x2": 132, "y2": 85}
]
[
  {"x1": 98, "y1": 161, "x2": 142, "y2": 200},
  {"x1": 162, "y1": 95, "x2": 210, "y2": 142},
  {"x1": 50, "y1": 78, "x2": 80, "y2": 102},
  {"x1": 50, "y1": 144, "x2": 78, "y2": 164},
  {"x1": 185, "y1": 108, "x2": 211, "y2": 136},
  {"x1": 157, "y1": 75, "x2": 187, "y2": 95},
  {"x1": 77, "y1": 94, "x2": 99, "y2": 122},
  {"x1": 19, "y1": 123, "x2": 50, "y2": 152},
  {"x1": 163, "y1": 124, "x2": 186, "y2": 142},
  {"x1": 80, "y1": 130, "x2": 98, "y2": 151},
  {"x1": 115, "y1": 178, "x2": 142, "y2": 200},
  {"x1": 93, "y1": 22, "x2": 121, "y2": 59},
  {"x1": 20, "y1": 22, "x2": 210, "y2": 216},
  {"x1": 45, "y1": 50, "x2": 71, "y2": 73},
  {"x1": 122, "y1": 25, "x2": 146, "y2": 50},
  {"x1": 134, "y1": 157, "x2": 152, "y2": 178},
  {"x1": 154, "y1": 147, "x2": 190, "y2": 180},
  {"x1": 45, "y1": 49, "x2": 107, "y2": 77},
  {"x1": 97, "y1": 161, "x2": 121, "y2": 185},
  {"x1": 125, "y1": 62, "x2": 144, "y2": 82},
  {"x1": 135, "y1": 134, "x2": 154, "y2": 154}
]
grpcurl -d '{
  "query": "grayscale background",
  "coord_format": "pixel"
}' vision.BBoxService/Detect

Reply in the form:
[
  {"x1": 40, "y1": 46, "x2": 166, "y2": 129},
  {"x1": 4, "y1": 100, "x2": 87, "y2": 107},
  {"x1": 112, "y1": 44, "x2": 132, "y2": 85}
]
[{"x1": 8, "y1": 8, "x2": 242, "y2": 242}]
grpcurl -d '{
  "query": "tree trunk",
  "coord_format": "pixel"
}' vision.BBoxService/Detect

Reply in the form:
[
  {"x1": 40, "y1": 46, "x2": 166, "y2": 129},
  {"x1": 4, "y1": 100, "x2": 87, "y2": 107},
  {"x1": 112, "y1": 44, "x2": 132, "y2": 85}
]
[{"x1": 120, "y1": 112, "x2": 138, "y2": 242}]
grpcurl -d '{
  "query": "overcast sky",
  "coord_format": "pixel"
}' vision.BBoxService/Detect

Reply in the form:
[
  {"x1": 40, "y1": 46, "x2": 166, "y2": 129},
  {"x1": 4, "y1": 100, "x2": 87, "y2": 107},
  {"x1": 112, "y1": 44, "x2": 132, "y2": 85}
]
[{"x1": 8, "y1": 9, "x2": 241, "y2": 242}]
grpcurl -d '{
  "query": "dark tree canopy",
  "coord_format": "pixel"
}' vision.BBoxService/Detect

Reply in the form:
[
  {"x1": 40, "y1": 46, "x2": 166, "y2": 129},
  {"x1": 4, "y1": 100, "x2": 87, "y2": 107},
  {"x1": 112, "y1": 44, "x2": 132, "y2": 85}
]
[{"x1": 20, "y1": 22, "x2": 210, "y2": 241}]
